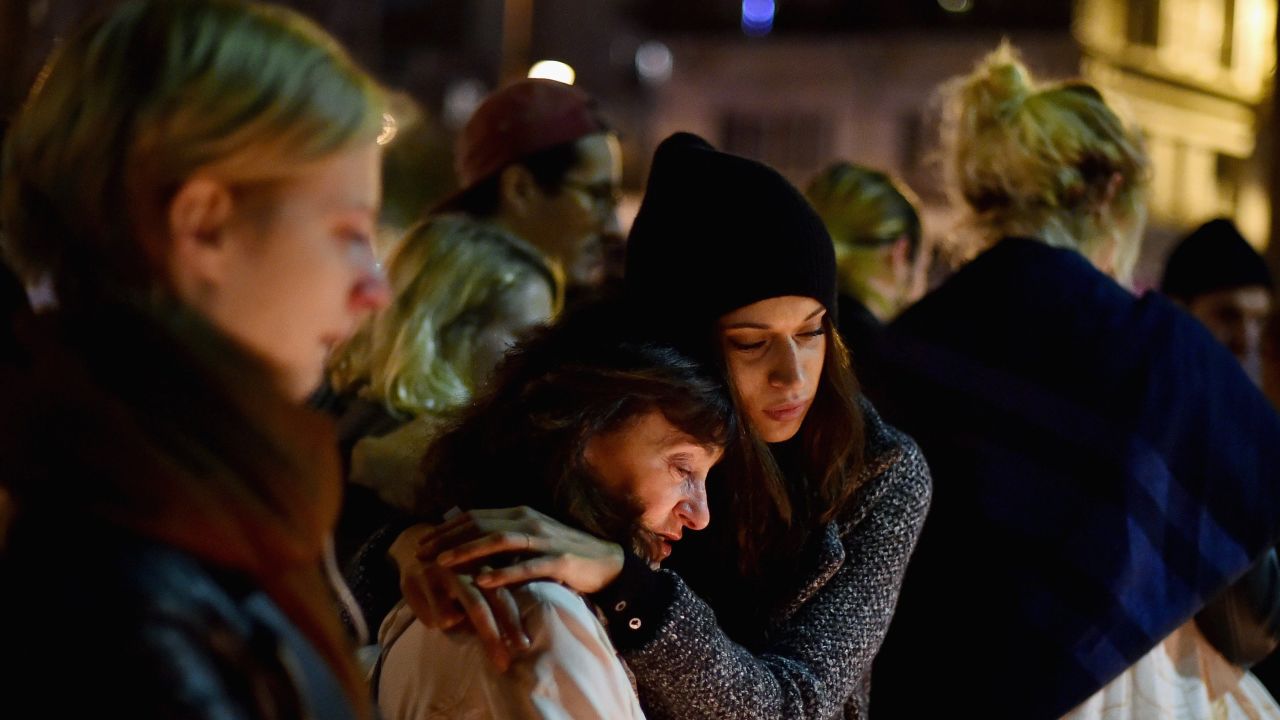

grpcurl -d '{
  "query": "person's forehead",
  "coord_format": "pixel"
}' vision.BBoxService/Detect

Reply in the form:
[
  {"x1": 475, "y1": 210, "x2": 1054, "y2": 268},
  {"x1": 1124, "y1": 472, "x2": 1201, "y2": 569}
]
[
  {"x1": 1195, "y1": 285, "x2": 1272, "y2": 311},
  {"x1": 615, "y1": 410, "x2": 695, "y2": 450},
  {"x1": 721, "y1": 295, "x2": 826, "y2": 328},
  {"x1": 570, "y1": 133, "x2": 621, "y2": 178}
]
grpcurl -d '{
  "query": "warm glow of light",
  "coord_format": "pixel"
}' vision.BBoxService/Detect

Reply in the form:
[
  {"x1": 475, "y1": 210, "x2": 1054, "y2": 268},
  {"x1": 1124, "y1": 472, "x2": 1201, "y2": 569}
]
[
  {"x1": 376, "y1": 112, "x2": 397, "y2": 146},
  {"x1": 528, "y1": 60, "x2": 576, "y2": 85},
  {"x1": 938, "y1": 0, "x2": 974, "y2": 13}
]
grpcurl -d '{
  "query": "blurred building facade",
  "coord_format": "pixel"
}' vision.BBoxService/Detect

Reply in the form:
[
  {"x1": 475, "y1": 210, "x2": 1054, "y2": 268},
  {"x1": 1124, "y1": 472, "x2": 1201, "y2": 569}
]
[
  {"x1": 637, "y1": 32, "x2": 1080, "y2": 274},
  {"x1": 1076, "y1": 0, "x2": 1277, "y2": 277},
  {"x1": 2, "y1": 0, "x2": 1276, "y2": 284}
]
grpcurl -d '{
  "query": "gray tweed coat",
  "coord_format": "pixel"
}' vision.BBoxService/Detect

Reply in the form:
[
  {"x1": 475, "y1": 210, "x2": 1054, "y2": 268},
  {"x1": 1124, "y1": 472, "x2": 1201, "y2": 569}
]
[{"x1": 620, "y1": 403, "x2": 931, "y2": 719}]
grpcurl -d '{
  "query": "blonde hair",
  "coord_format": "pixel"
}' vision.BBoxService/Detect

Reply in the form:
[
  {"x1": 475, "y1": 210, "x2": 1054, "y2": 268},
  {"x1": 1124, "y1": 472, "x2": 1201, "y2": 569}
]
[
  {"x1": 807, "y1": 163, "x2": 922, "y2": 251},
  {"x1": 806, "y1": 163, "x2": 922, "y2": 305},
  {"x1": 2, "y1": 0, "x2": 387, "y2": 306},
  {"x1": 938, "y1": 43, "x2": 1150, "y2": 282},
  {"x1": 329, "y1": 214, "x2": 561, "y2": 416}
]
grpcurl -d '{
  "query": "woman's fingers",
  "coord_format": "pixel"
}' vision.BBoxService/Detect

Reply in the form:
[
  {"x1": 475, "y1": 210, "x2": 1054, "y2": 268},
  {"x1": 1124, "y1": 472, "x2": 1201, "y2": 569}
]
[
  {"x1": 475, "y1": 542, "x2": 624, "y2": 594},
  {"x1": 418, "y1": 523, "x2": 492, "y2": 561},
  {"x1": 483, "y1": 583, "x2": 532, "y2": 651},
  {"x1": 418, "y1": 507, "x2": 531, "y2": 545},
  {"x1": 417, "y1": 512, "x2": 470, "y2": 545},
  {"x1": 421, "y1": 516, "x2": 555, "y2": 562},
  {"x1": 473, "y1": 556, "x2": 563, "y2": 589},
  {"x1": 399, "y1": 560, "x2": 462, "y2": 629},
  {"x1": 435, "y1": 531, "x2": 543, "y2": 567},
  {"x1": 448, "y1": 573, "x2": 512, "y2": 672},
  {"x1": 421, "y1": 564, "x2": 465, "y2": 628}
]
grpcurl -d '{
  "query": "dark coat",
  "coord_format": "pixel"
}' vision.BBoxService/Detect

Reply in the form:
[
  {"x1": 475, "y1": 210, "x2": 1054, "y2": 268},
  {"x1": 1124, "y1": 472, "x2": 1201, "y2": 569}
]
[
  {"x1": 348, "y1": 401, "x2": 931, "y2": 720},
  {"x1": 837, "y1": 291, "x2": 888, "y2": 409},
  {"x1": 598, "y1": 402, "x2": 931, "y2": 719},
  {"x1": 0, "y1": 526, "x2": 355, "y2": 720},
  {"x1": 870, "y1": 237, "x2": 1280, "y2": 718},
  {"x1": 0, "y1": 305, "x2": 365, "y2": 720}
]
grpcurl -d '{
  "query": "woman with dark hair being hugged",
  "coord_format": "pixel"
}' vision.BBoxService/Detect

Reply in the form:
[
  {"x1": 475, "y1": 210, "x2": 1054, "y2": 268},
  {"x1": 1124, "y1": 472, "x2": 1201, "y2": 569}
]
[
  {"x1": 404, "y1": 133, "x2": 932, "y2": 719},
  {"x1": 377, "y1": 302, "x2": 731, "y2": 719},
  {"x1": 0, "y1": 1, "x2": 390, "y2": 717}
]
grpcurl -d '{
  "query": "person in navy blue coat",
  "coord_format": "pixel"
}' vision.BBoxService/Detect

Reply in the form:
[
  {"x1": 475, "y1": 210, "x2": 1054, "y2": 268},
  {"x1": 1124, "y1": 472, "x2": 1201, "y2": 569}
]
[{"x1": 869, "y1": 46, "x2": 1280, "y2": 718}]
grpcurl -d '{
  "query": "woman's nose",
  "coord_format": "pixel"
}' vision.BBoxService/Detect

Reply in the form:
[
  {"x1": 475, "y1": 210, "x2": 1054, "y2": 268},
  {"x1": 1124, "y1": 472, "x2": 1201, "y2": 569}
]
[
  {"x1": 351, "y1": 270, "x2": 390, "y2": 312},
  {"x1": 676, "y1": 482, "x2": 710, "y2": 531},
  {"x1": 767, "y1": 341, "x2": 804, "y2": 390}
]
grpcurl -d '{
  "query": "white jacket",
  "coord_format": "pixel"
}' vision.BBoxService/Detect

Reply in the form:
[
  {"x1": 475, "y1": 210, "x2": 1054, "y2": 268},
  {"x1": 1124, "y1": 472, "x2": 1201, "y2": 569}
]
[{"x1": 375, "y1": 581, "x2": 646, "y2": 720}]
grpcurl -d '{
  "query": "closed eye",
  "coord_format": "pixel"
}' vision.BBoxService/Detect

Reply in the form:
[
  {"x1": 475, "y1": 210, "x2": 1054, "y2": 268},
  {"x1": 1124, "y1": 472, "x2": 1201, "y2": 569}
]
[
  {"x1": 669, "y1": 452, "x2": 697, "y2": 482},
  {"x1": 342, "y1": 230, "x2": 373, "y2": 247}
]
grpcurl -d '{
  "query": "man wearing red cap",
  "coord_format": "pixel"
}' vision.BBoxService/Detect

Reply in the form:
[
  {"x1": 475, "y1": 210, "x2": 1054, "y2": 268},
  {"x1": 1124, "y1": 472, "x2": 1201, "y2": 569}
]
[{"x1": 439, "y1": 79, "x2": 623, "y2": 301}]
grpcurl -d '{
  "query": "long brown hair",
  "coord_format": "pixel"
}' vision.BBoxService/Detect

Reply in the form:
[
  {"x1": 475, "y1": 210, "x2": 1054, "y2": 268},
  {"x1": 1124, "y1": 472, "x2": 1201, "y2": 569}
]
[
  {"x1": 715, "y1": 314, "x2": 866, "y2": 579},
  {"x1": 938, "y1": 43, "x2": 1149, "y2": 283}
]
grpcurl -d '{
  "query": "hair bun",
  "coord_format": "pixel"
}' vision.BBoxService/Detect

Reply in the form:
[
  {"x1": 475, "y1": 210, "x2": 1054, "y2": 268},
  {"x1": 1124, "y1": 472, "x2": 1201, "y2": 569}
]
[{"x1": 964, "y1": 45, "x2": 1033, "y2": 121}]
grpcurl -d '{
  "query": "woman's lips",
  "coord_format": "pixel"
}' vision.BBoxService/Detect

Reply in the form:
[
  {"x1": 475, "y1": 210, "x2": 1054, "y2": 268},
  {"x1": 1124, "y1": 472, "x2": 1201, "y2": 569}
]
[
  {"x1": 763, "y1": 401, "x2": 807, "y2": 422},
  {"x1": 657, "y1": 539, "x2": 672, "y2": 560},
  {"x1": 652, "y1": 532, "x2": 682, "y2": 564}
]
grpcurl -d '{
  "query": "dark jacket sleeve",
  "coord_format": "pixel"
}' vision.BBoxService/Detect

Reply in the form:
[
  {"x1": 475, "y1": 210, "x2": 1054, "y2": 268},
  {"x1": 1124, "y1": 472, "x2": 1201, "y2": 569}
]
[
  {"x1": 345, "y1": 518, "x2": 419, "y2": 633},
  {"x1": 2, "y1": 541, "x2": 321, "y2": 720},
  {"x1": 1196, "y1": 548, "x2": 1280, "y2": 667},
  {"x1": 617, "y1": 411, "x2": 932, "y2": 719},
  {"x1": 126, "y1": 615, "x2": 305, "y2": 720}
]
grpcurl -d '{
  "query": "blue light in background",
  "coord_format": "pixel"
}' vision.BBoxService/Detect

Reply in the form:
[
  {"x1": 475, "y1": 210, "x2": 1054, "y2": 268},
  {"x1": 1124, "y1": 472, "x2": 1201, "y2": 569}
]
[{"x1": 742, "y1": 0, "x2": 775, "y2": 36}]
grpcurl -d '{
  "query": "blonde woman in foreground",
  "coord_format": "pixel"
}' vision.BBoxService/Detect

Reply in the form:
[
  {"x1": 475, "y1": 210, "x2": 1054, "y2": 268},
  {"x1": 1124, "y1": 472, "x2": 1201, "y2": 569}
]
[{"x1": 0, "y1": 1, "x2": 390, "y2": 717}]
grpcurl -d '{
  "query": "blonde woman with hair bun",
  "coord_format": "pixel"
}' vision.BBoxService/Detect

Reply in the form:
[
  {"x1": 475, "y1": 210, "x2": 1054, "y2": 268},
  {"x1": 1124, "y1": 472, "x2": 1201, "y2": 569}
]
[
  {"x1": 871, "y1": 45, "x2": 1280, "y2": 719},
  {"x1": 939, "y1": 43, "x2": 1149, "y2": 284},
  {"x1": 326, "y1": 213, "x2": 559, "y2": 571},
  {"x1": 0, "y1": 0, "x2": 391, "y2": 717}
]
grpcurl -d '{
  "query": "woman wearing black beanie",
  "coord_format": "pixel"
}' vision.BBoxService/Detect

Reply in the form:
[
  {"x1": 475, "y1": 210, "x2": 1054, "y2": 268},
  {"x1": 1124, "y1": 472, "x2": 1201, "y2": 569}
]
[{"x1": 415, "y1": 133, "x2": 932, "y2": 719}]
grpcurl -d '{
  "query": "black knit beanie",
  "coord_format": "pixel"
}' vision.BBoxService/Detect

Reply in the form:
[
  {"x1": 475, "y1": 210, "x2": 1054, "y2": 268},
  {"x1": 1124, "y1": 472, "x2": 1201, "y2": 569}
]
[
  {"x1": 1161, "y1": 218, "x2": 1273, "y2": 301},
  {"x1": 625, "y1": 133, "x2": 836, "y2": 352}
]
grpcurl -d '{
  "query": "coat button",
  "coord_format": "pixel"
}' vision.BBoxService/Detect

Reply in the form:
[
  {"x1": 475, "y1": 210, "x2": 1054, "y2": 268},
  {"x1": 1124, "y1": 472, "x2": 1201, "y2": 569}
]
[
  {"x1": 614, "y1": 601, "x2": 628, "y2": 612},
  {"x1": 628, "y1": 617, "x2": 642, "y2": 630}
]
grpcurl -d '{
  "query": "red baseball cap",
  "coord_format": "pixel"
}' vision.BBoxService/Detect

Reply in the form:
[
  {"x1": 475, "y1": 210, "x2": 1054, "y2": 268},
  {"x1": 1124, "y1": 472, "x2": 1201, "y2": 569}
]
[{"x1": 454, "y1": 79, "x2": 608, "y2": 190}]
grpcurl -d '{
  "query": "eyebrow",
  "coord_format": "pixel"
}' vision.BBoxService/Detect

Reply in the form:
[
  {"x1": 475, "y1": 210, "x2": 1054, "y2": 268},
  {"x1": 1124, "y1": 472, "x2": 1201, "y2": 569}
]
[
  {"x1": 657, "y1": 430, "x2": 696, "y2": 447},
  {"x1": 657, "y1": 431, "x2": 724, "y2": 457},
  {"x1": 337, "y1": 205, "x2": 379, "y2": 226},
  {"x1": 722, "y1": 306, "x2": 825, "y2": 330},
  {"x1": 657, "y1": 428, "x2": 719, "y2": 452}
]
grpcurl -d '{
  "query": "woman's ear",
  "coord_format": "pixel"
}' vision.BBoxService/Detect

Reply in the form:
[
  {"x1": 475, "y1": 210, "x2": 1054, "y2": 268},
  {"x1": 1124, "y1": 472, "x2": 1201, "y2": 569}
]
[
  {"x1": 497, "y1": 164, "x2": 539, "y2": 218},
  {"x1": 1088, "y1": 171, "x2": 1127, "y2": 280},
  {"x1": 1097, "y1": 171, "x2": 1125, "y2": 216},
  {"x1": 889, "y1": 235, "x2": 913, "y2": 279},
  {"x1": 166, "y1": 176, "x2": 235, "y2": 302}
]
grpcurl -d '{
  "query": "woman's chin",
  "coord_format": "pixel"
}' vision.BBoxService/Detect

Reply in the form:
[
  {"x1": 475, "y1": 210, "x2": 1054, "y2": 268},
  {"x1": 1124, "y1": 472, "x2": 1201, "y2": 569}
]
[
  {"x1": 755, "y1": 419, "x2": 803, "y2": 444},
  {"x1": 632, "y1": 532, "x2": 669, "y2": 569}
]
